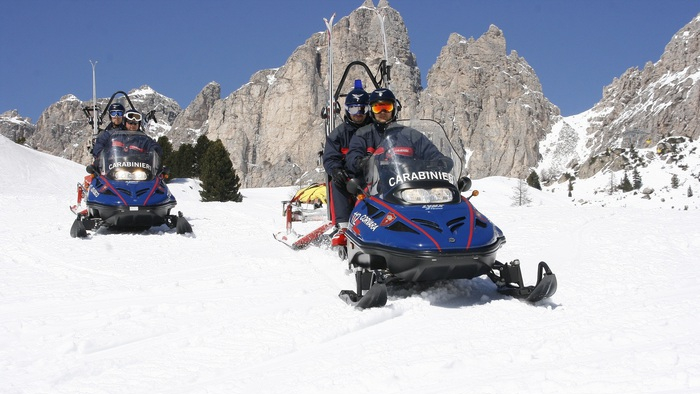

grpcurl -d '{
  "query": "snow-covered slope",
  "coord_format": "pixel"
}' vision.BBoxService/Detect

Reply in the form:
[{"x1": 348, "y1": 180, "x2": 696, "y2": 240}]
[
  {"x1": 541, "y1": 110, "x2": 700, "y2": 210},
  {"x1": 1, "y1": 135, "x2": 697, "y2": 393}
]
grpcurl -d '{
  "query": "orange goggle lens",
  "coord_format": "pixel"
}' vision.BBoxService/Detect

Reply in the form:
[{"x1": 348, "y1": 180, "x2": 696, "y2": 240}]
[{"x1": 371, "y1": 101, "x2": 394, "y2": 114}]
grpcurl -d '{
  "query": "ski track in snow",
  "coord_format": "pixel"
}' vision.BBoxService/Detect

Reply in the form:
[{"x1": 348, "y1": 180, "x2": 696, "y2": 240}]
[{"x1": 1, "y1": 137, "x2": 698, "y2": 393}]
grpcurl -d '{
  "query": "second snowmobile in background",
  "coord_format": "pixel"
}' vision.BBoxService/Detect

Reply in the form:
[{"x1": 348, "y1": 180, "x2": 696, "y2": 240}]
[
  {"x1": 69, "y1": 131, "x2": 192, "y2": 238},
  {"x1": 70, "y1": 91, "x2": 192, "y2": 238}
]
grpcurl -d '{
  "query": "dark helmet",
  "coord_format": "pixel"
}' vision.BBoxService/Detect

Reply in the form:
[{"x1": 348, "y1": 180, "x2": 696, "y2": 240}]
[
  {"x1": 344, "y1": 88, "x2": 369, "y2": 107},
  {"x1": 368, "y1": 88, "x2": 399, "y2": 125},
  {"x1": 108, "y1": 103, "x2": 125, "y2": 116},
  {"x1": 344, "y1": 80, "x2": 369, "y2": 125}
]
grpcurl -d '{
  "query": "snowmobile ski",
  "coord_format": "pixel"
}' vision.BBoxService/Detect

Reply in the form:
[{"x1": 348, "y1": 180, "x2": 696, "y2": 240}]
[
  {"x1": 489, "y1": 260, "x2": 558, "y2": 302},
  {"x1": 338, "y1": 270, "x2": 388, "y2": 309}
]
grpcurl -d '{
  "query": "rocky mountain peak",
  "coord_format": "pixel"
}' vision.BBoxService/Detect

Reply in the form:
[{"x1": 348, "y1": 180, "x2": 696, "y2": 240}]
[
  {"x1": 0, "y1": 110, "x2": 36, "y2": 143},
  {"x1": 420, "y1": 24, "x2": 558, "y2": 178},
  {"x1": 548, "y1": 12, "x2": 700, "y2": 181},
  {"x1": 169, "y1": 82, "x2": 221, "y2": 146}
]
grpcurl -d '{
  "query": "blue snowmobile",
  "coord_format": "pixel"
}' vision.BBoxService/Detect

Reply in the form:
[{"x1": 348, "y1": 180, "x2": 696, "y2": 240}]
[
  {"x1": 339, "y1": 119, "x2": 557, "y2": 309},
  {"x1": 69, "y1": 131, "x2": 192, "y2": 238},
  {"x1": 70, "y1": 91, "x2": 192, "y2": 238}
]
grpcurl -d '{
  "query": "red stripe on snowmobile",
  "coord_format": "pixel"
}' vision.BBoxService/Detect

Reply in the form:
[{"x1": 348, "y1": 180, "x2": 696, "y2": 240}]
[
  {"x1": 462, "y1": 196, "x2": 475, "y2": 250},
  {"x1": 142, "y1": 177, "x2": 161, "y2": 205},
  {"x1": 99, "y1": 176, "x2": 129, "y2": 206},
  {"x1": 368, "y1": 196, "x2": 442, "y2": 251}
]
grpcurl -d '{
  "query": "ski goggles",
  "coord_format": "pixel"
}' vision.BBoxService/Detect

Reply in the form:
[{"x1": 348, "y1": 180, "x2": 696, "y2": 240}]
[
  {"x1": 125, "y1": 111, "x2": 143, "y2": 122},
  {"x1": 370, "y1": 101, "x2": 394, "y2": 114},
  {"x1": 109, "y1": 111, "x2": 124, "y2": 117},
  {"x1": 346, "y1": 105, "x2": 367, "y2": 115}
]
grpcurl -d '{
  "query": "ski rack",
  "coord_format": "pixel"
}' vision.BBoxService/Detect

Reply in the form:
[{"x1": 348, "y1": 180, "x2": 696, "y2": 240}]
[
  {"x1": 321, "y1": 60, "x2": 391, "y2": 123},
  {"x1": 83, "y1": 91, "x2": 156, "y2": 153}
]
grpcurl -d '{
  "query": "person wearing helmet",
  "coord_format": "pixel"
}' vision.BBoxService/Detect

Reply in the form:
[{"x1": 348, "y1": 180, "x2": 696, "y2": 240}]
[
  {"x1": 124, "y1": 109, "x2": 144, "y2": 132},
  {"x1": 105, "y1": 103, "x2": 126, "y2": 131},
  {"x1": 115, "y1": 110, "x2": 162, "y2": 155},
  {"x1": 346, "y1": 88, "x2": 453, "y2": 183},
  {"x1": 92, "y1": 109, "x2": 161, "y2": 160},
  {"x1": 74, "y1": 102, "x2": 128, "y2": 214},
  {"x1": 322, "y1": 80, "x2": 371, "y2": 247}
]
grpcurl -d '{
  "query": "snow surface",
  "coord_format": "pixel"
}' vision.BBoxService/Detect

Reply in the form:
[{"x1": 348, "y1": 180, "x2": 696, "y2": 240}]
[{"x1": 1, "y1": 134, "x2": 699, "y2": 393}]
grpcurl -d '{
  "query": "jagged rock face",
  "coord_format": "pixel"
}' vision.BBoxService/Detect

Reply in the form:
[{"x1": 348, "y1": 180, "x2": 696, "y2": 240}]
[
  {"x1": 30, "y1": 95, "x2": 94, "y2": 164},
  {"x1": 0, "y1": 110, "x2": 36, "y2": 142},
  {"x1": 418, "y1": 27, "x2": 560, "y2": 178},
  {"x1": 168, "y1": 82, "x2": 220, "y2": 147},
  {"x1": 574, "y1": 14, "x2": 700, "y2": 178},
  {"x1": 204, "y1": 0, "x2": 422, "y2": 188},
  {"x1": 19, "y1": 2, "x2": 700, "y2": 189},
  {"x1": 126, "y1": 86, "x2": 181, "y2": 129},
  {"x1": 24, "y1": 87, "x2": 181, "y2": 165}
]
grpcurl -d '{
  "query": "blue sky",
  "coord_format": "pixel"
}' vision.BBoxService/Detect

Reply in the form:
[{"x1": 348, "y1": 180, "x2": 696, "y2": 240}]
[{"x1": 1, "y1": 0, "x2": 698, "y2": 122}]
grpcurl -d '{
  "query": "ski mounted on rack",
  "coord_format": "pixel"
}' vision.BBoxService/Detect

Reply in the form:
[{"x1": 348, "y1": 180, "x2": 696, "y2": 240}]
[{"x1": 274, "y1": 11, "x2": 392, "y2": 251}]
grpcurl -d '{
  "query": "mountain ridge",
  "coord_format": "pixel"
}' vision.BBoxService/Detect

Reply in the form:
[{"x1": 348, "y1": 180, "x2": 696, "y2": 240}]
[{"x1": 2, "y1": 2, "x2": 699, "y2": 195}]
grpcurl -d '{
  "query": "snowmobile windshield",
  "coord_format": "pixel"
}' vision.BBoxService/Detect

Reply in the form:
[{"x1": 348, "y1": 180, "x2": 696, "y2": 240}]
[
  {"x1": 365, "y1": 119, "x2": 463, "y2": 204},
  {"x1": 97, "y1": 131, "x2": 161, "y2": 181}
]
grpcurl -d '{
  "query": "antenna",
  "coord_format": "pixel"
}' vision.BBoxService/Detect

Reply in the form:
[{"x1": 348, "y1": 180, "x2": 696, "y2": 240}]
[
  {"x1": 323, "y1": 14, "x2": 336, "y2": 135},
  {"x1": 89, "y1": 60, "x2": 98, "y2": 138}
]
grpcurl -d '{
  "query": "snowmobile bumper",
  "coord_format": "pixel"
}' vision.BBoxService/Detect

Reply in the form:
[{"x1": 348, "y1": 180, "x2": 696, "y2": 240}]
[
  {"x1": 87, "y1": 201, "x2": 176, "y2": 228},
  {"x1": 347, "y1": 234, "x2": 506, "y2": 282}
]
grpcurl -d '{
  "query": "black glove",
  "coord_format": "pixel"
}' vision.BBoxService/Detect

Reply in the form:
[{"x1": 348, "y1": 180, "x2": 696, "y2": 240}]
[
  {"x1": 331, "y1": 167, "x2": 348, "y2": 187},
  {"x1": 432, "y1": 157, "x2": 453, "y2": 171},
  {"x1": 358, "y1": 155, "x2": 372, "y2": 172}
]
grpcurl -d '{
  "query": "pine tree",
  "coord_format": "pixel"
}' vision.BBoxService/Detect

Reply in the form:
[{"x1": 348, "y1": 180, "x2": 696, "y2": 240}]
[
  {"x1": 526, "y1": 170, "x2": 542, "y2": 190},
  {"x1": 568, "y1": 177, "x2": 574, "y2": 197},
  {"x1": 608, "y1": 172, "x2": 616, "y2": 195},
  {"x1": 671, "y1": 174, "x2": 680, "y2": 189},
  {"x1": 193, "y1": 135, "x2": 212, "y2": 177},
  {"x1": 171, "y1": 143, "x2": 197, "y2": 179},
  {"x1": 688, "y1": 186, "x2": 693, "y2": 197},
  {"x1": 156, "y1": 137, "x2": 175, "y2": 182},
  {"x1": 199, "y1": 139, "x2": 242, "y2": 202},
  {"x1": 619, "y1": 172, "x2": 633, "y2": 192},
  {"x1": 632, "y1": 167, "x2": 642, "y2": 190}
]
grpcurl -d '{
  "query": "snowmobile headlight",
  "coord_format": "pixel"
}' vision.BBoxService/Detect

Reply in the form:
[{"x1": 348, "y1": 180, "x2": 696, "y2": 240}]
[
  {"x1": 131, "y1": 169, "x2": 148, "y2": 181},
  {"x1": 113, "y1": 169, "x2": 148, "y2": 181},
  {"x1": 398, "y1": 188, "x2": 453, "y2": 204}
]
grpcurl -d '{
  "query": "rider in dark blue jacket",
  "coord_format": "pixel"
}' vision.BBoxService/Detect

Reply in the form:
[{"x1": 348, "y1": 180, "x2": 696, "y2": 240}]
[
  {"x1": 93, "y1": 110, "x2": 162, "y2": 169},
  {"x1": 322, "y1": 81, "x2": 371, "y2": 243},
  {"x1": 347, "y1": 88, "x2": 452, "y2": 182}
]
